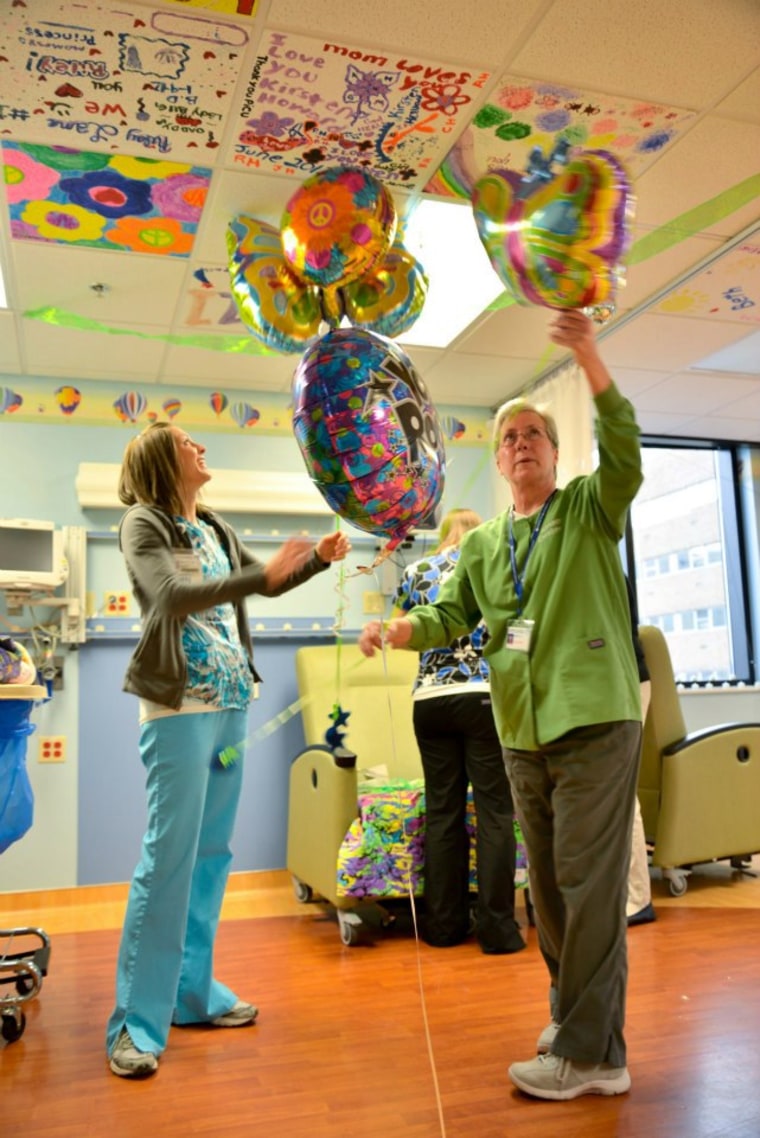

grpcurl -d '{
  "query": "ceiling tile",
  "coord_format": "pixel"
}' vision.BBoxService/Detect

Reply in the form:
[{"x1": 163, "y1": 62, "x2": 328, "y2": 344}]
[
  {"x1": 20, "y1": 317, "x2": 167, "y2": 381},
  {"x1": 599, "y1": 312, "x2": 751, "y2": 371},
  {"x1": 10, "y1": 242, "x2": 189, "y2": 325},
  {"x1": 633, "y1": 370, "x2": 759, "y2": 415},
  {"x1": 632, "y1": 117, "x2": 760, "y2": 235},
  {"x1": 161, "y1": 340, "x2": 297, "y2": 391},
  {"x1": 266, "y1": 0, "x2": 544, "y2": 68},
  {"x1": 713, "y1": 66, "x2": 760, "y2": 125},
  {"x1": 511, "y1": 0, "x2": 760, "y2": 108}
]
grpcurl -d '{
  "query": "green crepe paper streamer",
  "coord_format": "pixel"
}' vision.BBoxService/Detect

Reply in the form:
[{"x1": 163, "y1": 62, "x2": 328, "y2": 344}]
[
  {"x1": 626, "y1": 173, "x2": 760, "y2": 266},
  {"x1": 487, "y1": 173, "x2": 760, "y2": 311},
  {"x1": 23, "y1": 307, "x2": 277, "y2": 356}
]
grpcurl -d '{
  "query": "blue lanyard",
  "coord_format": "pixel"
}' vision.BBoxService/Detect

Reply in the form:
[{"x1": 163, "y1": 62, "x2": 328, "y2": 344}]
[{"x1": 508, "y1": 491, "x2": 557, "y2": 616}]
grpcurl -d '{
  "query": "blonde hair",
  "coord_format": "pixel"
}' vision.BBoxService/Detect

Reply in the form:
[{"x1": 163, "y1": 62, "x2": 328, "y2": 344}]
[
  {"x1": 118, "y1": 421, "x2": 185, "y2": 516},
  {"x1": 436, "y1": 507, "x2": 482, "y2": 552},
  {"x1": 492, "y1": 398, "x2": 559, "y2": 452}
]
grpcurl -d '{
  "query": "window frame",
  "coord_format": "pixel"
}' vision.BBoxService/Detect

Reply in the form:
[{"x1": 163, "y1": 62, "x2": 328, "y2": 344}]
[{"x1": 624, "y1": 435, "x2": 757, "y2": 688}]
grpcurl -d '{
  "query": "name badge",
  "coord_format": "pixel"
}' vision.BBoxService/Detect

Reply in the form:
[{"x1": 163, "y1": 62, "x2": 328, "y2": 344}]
[
  {"x1": 506, "y1": 619, "x2": 534, "y2": 653},
  {"x1": 174, "y1": 549, "x2": 202, "y2": 580}
]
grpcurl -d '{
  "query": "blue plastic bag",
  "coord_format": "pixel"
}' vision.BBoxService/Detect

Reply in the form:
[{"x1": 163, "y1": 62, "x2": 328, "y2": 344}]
[{"x1": 0, "y1": 700, "x2": 36, "y2": 854}]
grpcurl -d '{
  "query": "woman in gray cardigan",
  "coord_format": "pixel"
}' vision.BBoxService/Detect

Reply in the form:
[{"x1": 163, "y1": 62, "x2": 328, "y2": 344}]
[{"x1": 106, "y1": 422, "x2": 349, "y2": 1079}]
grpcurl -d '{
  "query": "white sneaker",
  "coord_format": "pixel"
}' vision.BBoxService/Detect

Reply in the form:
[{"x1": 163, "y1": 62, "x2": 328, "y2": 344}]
[
  {"x1": 211, "y1": 999, "x2": 258, "y2": 1027},
  {"x1": 536, "y1": 1020, "x2": 560, "y2": 1054},
  {"x1": 509, "y1": 1052, "x2": 631, "y2": 1100},
  {"x1": 109, "y1": 1028, "x2": 158, "y2": 1079}
]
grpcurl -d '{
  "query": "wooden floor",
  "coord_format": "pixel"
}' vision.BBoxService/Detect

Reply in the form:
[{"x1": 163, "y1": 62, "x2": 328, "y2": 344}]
[{"x1": 2, "y1": 860, "x2": 760, "y2": 1138}]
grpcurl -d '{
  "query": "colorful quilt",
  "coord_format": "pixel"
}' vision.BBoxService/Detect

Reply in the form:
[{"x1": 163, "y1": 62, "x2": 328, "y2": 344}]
[{"x1": 336, "y1": 779, "x2": 528, "y2": 899}]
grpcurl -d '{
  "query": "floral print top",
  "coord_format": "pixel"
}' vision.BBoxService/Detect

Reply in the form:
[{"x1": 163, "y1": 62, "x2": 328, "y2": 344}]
[
  {"x1": 175, "y1": 516, "x2": 255, "y2": 710},
  {"x1": 393, "y1": 549, "x2": 491, "y2": 699}
]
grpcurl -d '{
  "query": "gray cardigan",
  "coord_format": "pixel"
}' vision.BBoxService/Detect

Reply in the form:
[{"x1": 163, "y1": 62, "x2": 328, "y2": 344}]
[{"x1": 119, "y1": 504, "x2": 328, "y2": 710}]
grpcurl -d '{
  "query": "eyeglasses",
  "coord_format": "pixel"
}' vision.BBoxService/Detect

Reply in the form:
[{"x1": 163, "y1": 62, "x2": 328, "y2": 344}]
[{"x1": 499, "y1": 426, "x2": 549, "y2": 449}]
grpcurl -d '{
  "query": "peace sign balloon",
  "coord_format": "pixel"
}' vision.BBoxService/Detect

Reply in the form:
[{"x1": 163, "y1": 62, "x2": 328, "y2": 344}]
[{"x1": 280, "y1": 167, "x2": 397, "y2": 290}]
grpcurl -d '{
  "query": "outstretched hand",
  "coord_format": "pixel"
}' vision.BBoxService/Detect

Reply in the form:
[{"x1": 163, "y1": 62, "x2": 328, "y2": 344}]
[
  {"x1": 316, "y1": 531, "x2": 352, "y2": 563},
  {"x1": 548, "y1": 309, "x2": 612, "y2": 395},
  {"x1": 264, "y1": 532, "x2": 352, "y2": 591},
  {"x1": 358, "y1": 618, "x2": 413, "y2": 658},
  {"x1": 548, "y1": 309, "x2": 597, "y2": 359}
]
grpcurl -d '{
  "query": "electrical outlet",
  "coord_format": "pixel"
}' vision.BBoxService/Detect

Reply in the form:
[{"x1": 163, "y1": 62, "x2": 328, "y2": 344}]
[
  {"x1": 363, "y1": 591, "x2": 385, "y2": 615},
  {"x1": 39, "y1": 736, "x2": 66, "y2": 763},
  {"x1": 104, "y1": 591, "x2": 130, "y2": 616}
]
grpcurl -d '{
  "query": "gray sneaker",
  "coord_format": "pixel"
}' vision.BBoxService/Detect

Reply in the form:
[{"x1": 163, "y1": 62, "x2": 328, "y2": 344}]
[
  {"x1": 509, "y1": 1052, "x2": 631, "y2": 1100},
  {"x1": 536, "y1": 1020, "x2": 560, "y2": 1054},
  {"x1": 109, "y1": 1028, "x2": 158, "y2": 1079},
  {"x1": 211, "y1": 999, "x2": 258, "y2": 1027}
]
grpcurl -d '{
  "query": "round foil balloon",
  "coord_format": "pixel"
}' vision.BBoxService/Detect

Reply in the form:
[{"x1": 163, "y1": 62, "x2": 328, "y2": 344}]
[
  {"x1": 280, "y1": 167, "x2": 397, "y2": 289},
  {"x1": 227, "y1": 215, "x2": 322, "y2": 354},
  {"x1": 472, "y1": 149, "x2": 633, "y2": 310},
  {"x1": 292, "y1": 327, "x2": 445, "y2": 547},
  {"x1": 342, "y1": 238, "x2": 428, "y2": 338}
]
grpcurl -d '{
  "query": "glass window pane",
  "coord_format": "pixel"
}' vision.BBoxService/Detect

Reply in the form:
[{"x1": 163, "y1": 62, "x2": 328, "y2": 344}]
[{"x1": 631, "y1": 445, "x2": 749, "y2": 684}]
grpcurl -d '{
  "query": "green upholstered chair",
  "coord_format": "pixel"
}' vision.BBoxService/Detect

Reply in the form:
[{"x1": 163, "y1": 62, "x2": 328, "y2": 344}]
[
  {"x1": 286, "y1": 643, "x2": 423, "y2": 944},
  {"x1": 638, "y1": 625, "x2": 760, "y2": 896}
]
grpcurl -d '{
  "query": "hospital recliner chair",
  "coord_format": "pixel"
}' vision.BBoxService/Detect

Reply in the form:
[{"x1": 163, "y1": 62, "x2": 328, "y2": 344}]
[
  {"x1": 286, "y1": 643, "x2": 529, "y2": 945},
  {"x1": 286, "y1": 643, "x2": 423, "y2": 944},
  {"x1": 638, "y1": 625, "x2": 760, "y2": 896}
]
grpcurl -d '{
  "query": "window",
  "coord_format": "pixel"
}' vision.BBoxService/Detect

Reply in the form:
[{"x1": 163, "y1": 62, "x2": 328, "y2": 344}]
[{"x1": 626, "y1": 441, "x2": 754, "y2": 686}]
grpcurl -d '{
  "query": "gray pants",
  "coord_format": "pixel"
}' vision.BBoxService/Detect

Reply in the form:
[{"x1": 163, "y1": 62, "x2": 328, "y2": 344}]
[{"x1": 504, "y1": 719, "x2": 641, "y2": 1068}]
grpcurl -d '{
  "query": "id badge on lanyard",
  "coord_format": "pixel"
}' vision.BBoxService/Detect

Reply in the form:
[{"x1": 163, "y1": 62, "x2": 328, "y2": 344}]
[
  {"x1": 506, "y1": 619, "x2": 534, "y2": 653},
  {"x1": 174, "y1": 549, "x2": 202, "y2": 581},
  {"x1": 506, "y1": 491, "x2": 556, "y2": 653}
]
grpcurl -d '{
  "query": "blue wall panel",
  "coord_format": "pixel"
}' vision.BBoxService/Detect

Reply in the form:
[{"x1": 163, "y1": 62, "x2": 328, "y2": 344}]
[{"x1": 77, "y1": 639, "x2": 317, "y2": 886}]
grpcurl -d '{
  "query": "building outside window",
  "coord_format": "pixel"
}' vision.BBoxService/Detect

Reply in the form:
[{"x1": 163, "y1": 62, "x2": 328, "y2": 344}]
[{"x1": 627, "y1": 443, "x2": 753, "y2": 685}]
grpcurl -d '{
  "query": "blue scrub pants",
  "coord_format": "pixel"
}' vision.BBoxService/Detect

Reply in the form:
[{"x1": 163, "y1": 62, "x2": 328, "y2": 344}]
[{"x1": 106, "y1": 707, "x2": 247, "y2": 1058}]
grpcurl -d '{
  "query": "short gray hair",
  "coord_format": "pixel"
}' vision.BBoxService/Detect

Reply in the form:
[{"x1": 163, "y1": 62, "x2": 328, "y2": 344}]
[{"x1": 492, "y1": 398, "x2": 559, "y2": 453}]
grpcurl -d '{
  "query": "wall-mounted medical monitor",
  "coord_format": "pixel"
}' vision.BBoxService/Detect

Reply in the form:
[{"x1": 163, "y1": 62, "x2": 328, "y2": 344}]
[{"x1": 0, "y1": 519, "x2": 68, "y2": 591}]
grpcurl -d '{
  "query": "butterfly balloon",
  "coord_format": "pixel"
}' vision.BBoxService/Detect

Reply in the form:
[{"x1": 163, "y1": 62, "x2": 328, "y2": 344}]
[{"x1": 472, "y1": 144, "x2": 634, "y2": 312}]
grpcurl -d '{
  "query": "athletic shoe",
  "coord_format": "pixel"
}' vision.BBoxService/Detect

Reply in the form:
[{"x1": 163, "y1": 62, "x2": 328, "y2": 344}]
[
  {"x1": 109, "y1": 1028, "x2": 158, "y2": 1079},
  {"x1": 211, "y1": 999, "x2": 258, "y2": 1027},
  {"x1": 536, "y1": 1019, "x2": 560, "y2": 1053},
  {"x1": 509, "y1": 1052, "x2": 631, "y2": 1100}
]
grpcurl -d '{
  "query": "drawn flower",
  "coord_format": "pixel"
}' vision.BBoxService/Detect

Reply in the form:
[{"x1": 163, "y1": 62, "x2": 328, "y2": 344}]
[
  {"x1": 20, "y1": 200, "x2": 107, "y2": 242},
  {"x1": 420, "y1": 84, "x2": 471, "y2": 115},
  {"x1": 10, "y1": 219, "x2": 46, "y2": 241},
  {"x1": 150, "y1": 172, "x2": 209, "y2": 222},
  {"x1": 2, "y1": 146, "x2": 60, "y2": 204},
  {"x1": 498, "y1": 85, "x2": 534, "y2": 112},
  {"x1": 637, "y1": 130, "x2": 675, "y2": 153},
  {"x1": 59, "y1": 169, "x2": 153, "y2": 218},
  {"x1": 16, "y1": 144, "x2": 110, "y2": 173},
  {"x1": 535, "y1": 109, "x2": 571, "y2": 132},
  {"x1": 106, "y1": 215, "x2": 195, "y2": 255},
  {"x1": 110, "y1": 155, "x2": 192, "y2": 181},
  {"x1": 495, "y1": 121, "x2": 532, "y2": 141},
  {"x1": 246, "y1": 111, "x2": 295, "y2": 139}
]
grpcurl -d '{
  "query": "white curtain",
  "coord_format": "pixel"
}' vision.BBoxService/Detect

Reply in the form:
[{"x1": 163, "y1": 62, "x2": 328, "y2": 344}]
[{"x1": 490, "y1": 361, "x2": 595, "y2": 514}]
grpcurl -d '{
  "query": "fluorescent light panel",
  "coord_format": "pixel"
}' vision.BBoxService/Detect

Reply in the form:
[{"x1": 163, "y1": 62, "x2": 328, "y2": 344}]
[{"x1": 397, "y1": 198, "x2": 503, "y2": 349}]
